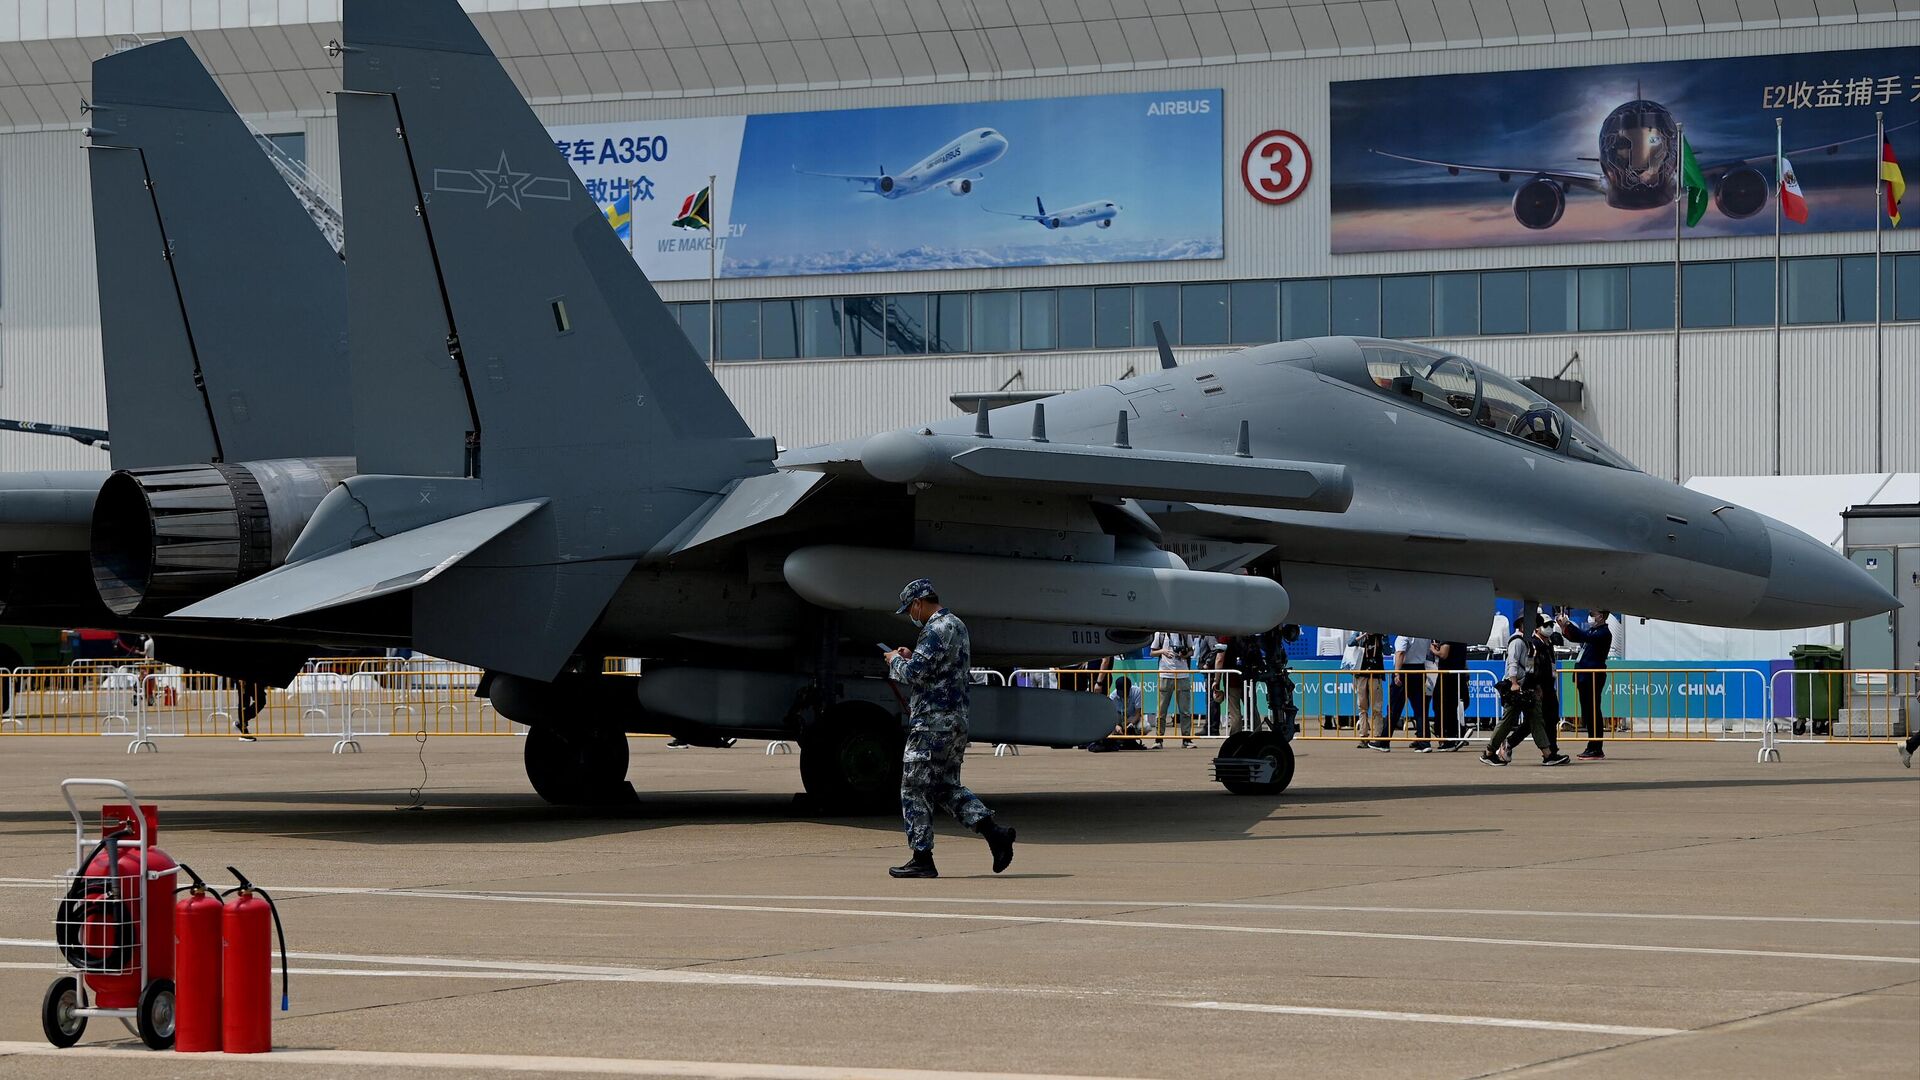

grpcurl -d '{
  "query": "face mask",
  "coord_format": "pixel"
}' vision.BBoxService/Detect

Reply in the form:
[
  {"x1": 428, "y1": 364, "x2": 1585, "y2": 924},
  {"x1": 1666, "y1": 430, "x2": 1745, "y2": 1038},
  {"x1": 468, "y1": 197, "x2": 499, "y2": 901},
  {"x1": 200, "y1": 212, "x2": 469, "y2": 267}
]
[{"x1": 910, "y1": 614, "x2": 926, "y2": 628}]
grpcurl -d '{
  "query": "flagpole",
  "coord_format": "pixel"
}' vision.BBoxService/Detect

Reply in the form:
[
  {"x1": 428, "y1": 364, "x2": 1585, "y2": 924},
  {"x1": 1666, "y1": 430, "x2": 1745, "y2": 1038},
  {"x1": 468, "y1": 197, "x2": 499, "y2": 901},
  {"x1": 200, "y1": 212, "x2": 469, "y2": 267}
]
[
  {"x1": 1772, "y1": 117, "x2": 1782, "y2": 477},
  {"x1": 707, "y1": 172, "x2": 717, "y2": 373},
  {"x1": 627, "y1": 177, "x2": 635, "y2": 256},
  {"x1": 1872, "y1": 112, "x2": 1883, "y2": 473},
  {"x1": 1673, "y1": 120, "x2": 1684, "y2": 485}
]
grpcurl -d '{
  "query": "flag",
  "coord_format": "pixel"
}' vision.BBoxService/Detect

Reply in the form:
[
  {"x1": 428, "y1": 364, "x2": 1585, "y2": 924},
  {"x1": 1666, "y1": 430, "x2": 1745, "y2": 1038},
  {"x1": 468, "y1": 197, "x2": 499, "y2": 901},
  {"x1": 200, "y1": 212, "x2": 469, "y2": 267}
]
[
  {"x1": 1680, "y1": 136, "x2": 1708, "y2": 227},
  {"x1": 1883, "y1": 138, "x2": 1905, "y2": 227},
  {"x1": 1777, "y1": 153, "x2": 1807, "y2": 224},
  {"x1": 672, "y1": 186, "x2": 711, "y2": 231},
  {"x1": 604, "y1": 192, "x2": 632, "y2": 239}
]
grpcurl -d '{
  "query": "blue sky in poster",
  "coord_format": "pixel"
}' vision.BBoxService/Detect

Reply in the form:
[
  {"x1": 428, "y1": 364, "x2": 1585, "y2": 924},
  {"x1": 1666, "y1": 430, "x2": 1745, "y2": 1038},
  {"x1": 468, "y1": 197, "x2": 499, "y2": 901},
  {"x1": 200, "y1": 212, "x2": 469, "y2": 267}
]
[
  {"x1": 1329, "y1": 47, "x2": 1919, "y2": 253},
  {"x1": 722, "y1": 90, "x2": 1224, "y2": 276}
]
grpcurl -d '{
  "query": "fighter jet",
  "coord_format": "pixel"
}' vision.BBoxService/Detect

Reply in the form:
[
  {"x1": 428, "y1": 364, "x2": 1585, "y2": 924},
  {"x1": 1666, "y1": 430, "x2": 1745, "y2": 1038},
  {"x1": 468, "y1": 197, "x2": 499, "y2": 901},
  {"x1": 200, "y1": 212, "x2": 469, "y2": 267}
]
[
  {"x1": 794, "y1": 127, "x2": 1008, "y2": 198},
  {"x1": 987, "y1": 196, "x2": 1121, "y2": 229},
  {"x1": 8, "y1": 2, "x2": 1895, "y2": 811},
  {"x1": 1374, "y1": 100, "x2": 1916, "y2": 230}
]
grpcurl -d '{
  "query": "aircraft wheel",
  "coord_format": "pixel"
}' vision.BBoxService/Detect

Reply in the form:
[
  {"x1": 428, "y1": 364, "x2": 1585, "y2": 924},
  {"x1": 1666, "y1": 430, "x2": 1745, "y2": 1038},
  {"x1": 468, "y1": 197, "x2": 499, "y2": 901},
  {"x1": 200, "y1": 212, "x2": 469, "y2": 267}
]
[
  {"x1": 800, "y1": 703, "x2": 904, "y2": 813},
  {"x1": 1218, "y1": 733, "x2": 1252, "y2": 759},
  {"x1": 42, "y1": 976, "x2": 85, "y2": 1048},
  {"x1": 524, "y1": 724, "x2": 630, "y2": 805},
  {"x1": 1218, "y1": 731, "x2": 1295, "y2": 797},
  {"x1": 137, "y1": 978, "x2": 175, "y2": 1050}
]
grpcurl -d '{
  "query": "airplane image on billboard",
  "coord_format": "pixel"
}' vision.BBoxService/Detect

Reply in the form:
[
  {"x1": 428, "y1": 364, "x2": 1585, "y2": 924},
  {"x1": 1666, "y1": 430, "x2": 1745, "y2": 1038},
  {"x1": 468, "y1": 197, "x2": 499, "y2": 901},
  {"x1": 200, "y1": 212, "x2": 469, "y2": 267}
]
[
  {"x1": 987, "y1": 196, "x2": 1122, "y2": 230},
  {"x1": 794, "y1": 127, "x2": 1009, "y2": 198}
]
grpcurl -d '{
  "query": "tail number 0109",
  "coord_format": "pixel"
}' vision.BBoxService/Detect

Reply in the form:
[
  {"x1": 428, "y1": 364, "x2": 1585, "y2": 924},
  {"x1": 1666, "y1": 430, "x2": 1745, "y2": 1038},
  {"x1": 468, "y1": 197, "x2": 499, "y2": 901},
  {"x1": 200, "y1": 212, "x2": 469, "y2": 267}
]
[{"x1": 1241, "y1": 130, "x2": 1311, "y2": 205}]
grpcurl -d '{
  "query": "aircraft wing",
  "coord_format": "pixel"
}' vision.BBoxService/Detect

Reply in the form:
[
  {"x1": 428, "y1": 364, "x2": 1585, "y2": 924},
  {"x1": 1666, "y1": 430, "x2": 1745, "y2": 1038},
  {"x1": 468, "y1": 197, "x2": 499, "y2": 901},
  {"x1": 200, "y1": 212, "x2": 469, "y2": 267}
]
[
  {"x1": 983, "y1": 207, "x2": 1043, "y2": 221},
  {"x1": 791, "y1": 165, "x2": 884, "y2": 192},
  {"x1": 782, "y1": 429, "x2": 1352, "y2": 513},
  {"x1": 1697, "y1": 118, "x2": 1918, "y2": 175},
  {"x1": 1369, "y1": 150, "x2": 1605, "y2": 192}
]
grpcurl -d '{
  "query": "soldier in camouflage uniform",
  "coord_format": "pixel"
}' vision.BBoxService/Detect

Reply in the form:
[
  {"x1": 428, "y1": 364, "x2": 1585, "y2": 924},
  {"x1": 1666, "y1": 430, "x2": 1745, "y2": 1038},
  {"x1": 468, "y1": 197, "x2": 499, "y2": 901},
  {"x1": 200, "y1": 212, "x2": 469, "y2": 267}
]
[{"x1": 884, "y1": 578, "x2": 1017, "y2": 879}]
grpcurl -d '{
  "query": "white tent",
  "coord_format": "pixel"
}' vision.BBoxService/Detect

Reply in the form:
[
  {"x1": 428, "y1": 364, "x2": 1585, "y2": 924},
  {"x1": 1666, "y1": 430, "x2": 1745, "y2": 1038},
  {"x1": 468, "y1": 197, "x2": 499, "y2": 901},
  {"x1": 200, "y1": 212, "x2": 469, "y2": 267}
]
[{"x1": 1625, "y1": 473, "x2": 1918, "y2": 662}]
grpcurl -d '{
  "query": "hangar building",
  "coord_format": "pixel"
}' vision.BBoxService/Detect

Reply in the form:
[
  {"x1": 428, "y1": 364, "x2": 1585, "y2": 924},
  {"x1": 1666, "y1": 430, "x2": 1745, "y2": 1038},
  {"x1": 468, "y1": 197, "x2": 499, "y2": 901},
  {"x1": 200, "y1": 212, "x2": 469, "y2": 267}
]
[{"x1": 0, "y1": 1, "x2": 1913, "y2": 479}]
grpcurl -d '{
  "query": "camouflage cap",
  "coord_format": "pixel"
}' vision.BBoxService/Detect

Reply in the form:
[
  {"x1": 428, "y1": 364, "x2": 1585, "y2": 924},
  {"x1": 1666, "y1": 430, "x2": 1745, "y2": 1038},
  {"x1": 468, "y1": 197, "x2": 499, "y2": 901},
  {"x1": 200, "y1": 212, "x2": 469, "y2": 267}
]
[{"x1": 895, "y1": 577, "x2": 937, "y2": 615}]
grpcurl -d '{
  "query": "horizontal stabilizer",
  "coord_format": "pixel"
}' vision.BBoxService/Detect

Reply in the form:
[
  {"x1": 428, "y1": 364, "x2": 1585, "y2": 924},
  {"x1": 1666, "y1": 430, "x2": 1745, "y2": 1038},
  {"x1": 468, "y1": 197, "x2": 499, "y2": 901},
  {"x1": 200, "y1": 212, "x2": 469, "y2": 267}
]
[
  {"x1": 168, "y1": 501, "x2": 546, "y2": 622},
  {"x1": 669, "y1": 471, "x2": 828, "y2": 555},
  {"x1": 848, "y1": 430, "x2": 1351, "y2": 512}
]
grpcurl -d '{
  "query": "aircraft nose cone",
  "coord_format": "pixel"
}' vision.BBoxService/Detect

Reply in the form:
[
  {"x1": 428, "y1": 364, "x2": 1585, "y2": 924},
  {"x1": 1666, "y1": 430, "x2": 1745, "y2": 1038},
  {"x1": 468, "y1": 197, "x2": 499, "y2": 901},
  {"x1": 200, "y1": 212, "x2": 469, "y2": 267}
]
[{"x1": 1748, "y1": 515, "x2": 1900, "y2": 628}]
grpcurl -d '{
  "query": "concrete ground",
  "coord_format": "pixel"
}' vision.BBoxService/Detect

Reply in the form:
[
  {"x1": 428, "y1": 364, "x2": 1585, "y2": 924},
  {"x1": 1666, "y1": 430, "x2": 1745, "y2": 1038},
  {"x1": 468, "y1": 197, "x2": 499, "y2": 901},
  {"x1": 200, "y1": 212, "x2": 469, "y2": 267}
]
[{"x1": 0, "y1": 732, "x2": 1914, "y2": 1079}]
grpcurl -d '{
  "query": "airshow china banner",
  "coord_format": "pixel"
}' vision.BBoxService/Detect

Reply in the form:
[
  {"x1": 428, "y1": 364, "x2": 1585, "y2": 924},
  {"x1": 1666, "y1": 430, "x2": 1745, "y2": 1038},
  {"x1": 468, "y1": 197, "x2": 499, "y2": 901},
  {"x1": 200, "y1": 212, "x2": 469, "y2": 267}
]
[
  {"x1": 548, "y1": 89, "x2": 1224, "y2": 282},
  {"x1": 1328, "y1": 47, "x2": 1919, "y2": 254}
]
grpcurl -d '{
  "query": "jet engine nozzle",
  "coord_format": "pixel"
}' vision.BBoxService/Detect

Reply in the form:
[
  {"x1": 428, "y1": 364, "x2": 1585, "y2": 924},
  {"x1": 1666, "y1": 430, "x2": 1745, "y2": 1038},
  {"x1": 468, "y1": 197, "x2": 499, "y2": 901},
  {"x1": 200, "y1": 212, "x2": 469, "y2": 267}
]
[
  {"x1": 1713, "y1": 165, "x2": 1769, "y2": 220},
  {"x1": 877, "y1": 175, "x2": 896, "y2": 194},
  {"x1": 89, "y1": 457, "x2": 355, "y2": 617},
  {"x1": 946, "y1": 178, "x2": 973, "y2": 196},
  {"x1": 1512, "y1": 176, "x2": 1566, "y2": 230}
]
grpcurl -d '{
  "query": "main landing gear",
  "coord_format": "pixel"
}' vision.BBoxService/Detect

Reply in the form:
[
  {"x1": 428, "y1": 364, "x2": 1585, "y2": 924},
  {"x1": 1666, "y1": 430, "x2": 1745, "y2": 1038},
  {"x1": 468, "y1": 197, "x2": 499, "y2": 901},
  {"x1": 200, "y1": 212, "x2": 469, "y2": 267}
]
[
  {"x1": 799, "y1": 702, "x2": 904, "y2": 813},
  {"x1": 523, "y1": 724, "x2": 633, "y2": 806},
  {"x1": 1211, "y1": 731, "x2": 1295, "y2": 796}
]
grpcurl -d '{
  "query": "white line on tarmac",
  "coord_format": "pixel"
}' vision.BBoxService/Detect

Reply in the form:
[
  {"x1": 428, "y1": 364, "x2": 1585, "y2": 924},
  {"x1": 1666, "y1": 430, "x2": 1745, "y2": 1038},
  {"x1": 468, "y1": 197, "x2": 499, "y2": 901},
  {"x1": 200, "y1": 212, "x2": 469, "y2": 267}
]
[
  {"x1": 1178, "y1": 1001, "x2": 1681, "y2": 1037},
  {"x1": 0, "y1": 1042, "x2": 1161, "y2": 1080},
  {"x1": 158, "y1": 885, "x2": 1919, "y2": 966},
  {"x1": 4, "y1": 878, "x2": 1910, "y2": 926}
]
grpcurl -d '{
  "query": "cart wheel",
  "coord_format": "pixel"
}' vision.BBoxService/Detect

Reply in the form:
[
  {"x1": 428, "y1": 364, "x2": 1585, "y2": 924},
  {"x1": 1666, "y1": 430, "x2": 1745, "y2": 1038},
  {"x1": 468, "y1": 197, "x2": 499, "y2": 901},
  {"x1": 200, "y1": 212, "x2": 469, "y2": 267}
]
[
  {"x1": 42, "y1": 976, "x2": 86, "y2": 1048},
  {"x1": 137, "y1": 977, "x2": 175, "y2": 1050}
]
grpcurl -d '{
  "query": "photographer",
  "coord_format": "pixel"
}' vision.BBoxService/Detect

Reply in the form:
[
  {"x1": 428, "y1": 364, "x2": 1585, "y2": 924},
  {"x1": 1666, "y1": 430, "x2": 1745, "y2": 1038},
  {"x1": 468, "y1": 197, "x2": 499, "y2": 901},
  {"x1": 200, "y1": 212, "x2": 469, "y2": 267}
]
[
  {"x1": 1149, "y1": 630, "x2": 1200, "y2": 749},
  {"x1": 1482, "y1": 617, "x2": 1570, "y2": 767}
]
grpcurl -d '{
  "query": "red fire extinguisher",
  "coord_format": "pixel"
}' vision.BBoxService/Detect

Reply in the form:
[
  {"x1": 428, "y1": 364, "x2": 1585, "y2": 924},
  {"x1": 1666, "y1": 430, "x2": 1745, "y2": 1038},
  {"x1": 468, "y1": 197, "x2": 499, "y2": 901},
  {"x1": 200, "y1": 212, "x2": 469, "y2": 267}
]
[
  {"x1": 173, "y1": 864, "x2": 223, "y2": 1052},
  {"x1": 220, "y1": 866, "x2": 289, "y2": 1055},
  {"x1": 55, "y1": 805, "x2": 176, "y2": 1017}
]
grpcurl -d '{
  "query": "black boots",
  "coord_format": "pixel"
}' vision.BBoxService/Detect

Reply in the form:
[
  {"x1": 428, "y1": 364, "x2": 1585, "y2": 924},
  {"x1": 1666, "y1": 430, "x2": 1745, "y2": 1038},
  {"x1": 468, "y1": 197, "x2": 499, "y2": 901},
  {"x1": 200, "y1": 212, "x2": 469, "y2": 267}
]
[
  {"x1": 976, "y1": 818, "x2": 1017, "y2": 874},
  {"x1": 889, "y1": 850, "x2": 937, "y2": 878}
]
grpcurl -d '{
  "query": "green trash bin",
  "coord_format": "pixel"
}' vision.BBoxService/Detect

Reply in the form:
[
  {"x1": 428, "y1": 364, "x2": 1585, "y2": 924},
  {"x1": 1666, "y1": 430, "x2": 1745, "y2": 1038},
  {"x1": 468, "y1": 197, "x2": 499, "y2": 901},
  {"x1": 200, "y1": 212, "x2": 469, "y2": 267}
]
[{"x1": 1788, "y1": 644, "x2": 1846, "y2": 733}]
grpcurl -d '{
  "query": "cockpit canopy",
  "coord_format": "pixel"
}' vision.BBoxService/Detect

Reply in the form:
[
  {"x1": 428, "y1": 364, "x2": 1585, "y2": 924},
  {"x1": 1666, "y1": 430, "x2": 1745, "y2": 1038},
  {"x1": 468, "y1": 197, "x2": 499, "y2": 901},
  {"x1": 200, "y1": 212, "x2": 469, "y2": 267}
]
[{"x1": 1319, "y1": 340, "x2": 1637, "y2": 471}]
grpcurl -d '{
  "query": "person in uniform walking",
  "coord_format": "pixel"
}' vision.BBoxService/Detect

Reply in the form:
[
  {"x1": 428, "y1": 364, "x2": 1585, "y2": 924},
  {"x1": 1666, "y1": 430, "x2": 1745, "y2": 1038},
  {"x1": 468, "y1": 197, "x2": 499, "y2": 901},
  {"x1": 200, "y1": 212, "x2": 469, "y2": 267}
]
[
  {"x1": 1483, "y1": 618, "x2": 1570, "y2": 767},
  {"x1": 883, "y1": 578, "x2": 1017, "y2": 879}
]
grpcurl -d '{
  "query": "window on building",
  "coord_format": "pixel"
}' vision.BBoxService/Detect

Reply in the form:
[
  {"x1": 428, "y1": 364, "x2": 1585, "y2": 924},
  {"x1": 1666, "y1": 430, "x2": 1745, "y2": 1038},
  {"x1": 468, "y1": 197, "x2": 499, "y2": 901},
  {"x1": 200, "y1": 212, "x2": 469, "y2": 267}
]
[
  {"x1": 844, "y1": 295, "x2": 886, "y2": 355},
  {"x1": 1380, "y1": 276, "x2": 1431, "y2": 339},
  {"x1": 1786, "y1": 257, "x2": 1837, "y2": 324},
  {"x1": 972, "y1": 291, "x2": 1018, "y2": 352},
  {"x1": 1480, "y1": 271, "x2": 1528, "y2": 335},
  {"x1": 1281, "y1": 279, "x2": 1328, "y2": 339},
  {"x1": 1896, "y1": 254, "x2": 1920, "y2": 321},
  {"x1": 1840, "y1": 255, "x2": 1877, "y2": 323},
  {"x1": 798, "y1": 298, "x2": 841, "y2": 357},
  {"x1": 928, "y1": 293, "x2": 966, "y2": 354},
  {"x1": 1433, "y1": 273, "x2": 1478, "y2": 336},
  {"x1": 1732, "y1": 262, "x2": 1774, "y2": 327},
  {"x1": 760, "y1": 299, "x2": 799, "y2": 359},
  {"x1": 266, "y1": 131, "x2": 306, "y2": 165},
  {"x1": 1181, "y1": 283, "x2": 1229, "y2": 345},
  {"x1": 887, "y1": 294, "x2": 928, "y2": 354},
  {"x1": 1229, "y1": 281, "x2": 1277, "y2": 344},
  {"x1": 679, "y1": 302, "x2": 710, "y2": 363},
  {"x1": 1628, "y1": 264, "x2": 1674, "y2": 330},
  {"x1": 1682, "y1": 262, "x2": 1731, "y2": 328},
  {"x1": 1094, "y1": 286, "x2": 1131, "y2": 348},
  {"x1": 1529, "y1": 268, "x2": 1576, "y2": 334},
  {"x1": 1021, "y1": 290, "x2": 1056, "y2": 351},
  {"x1": 1330, "y1": 277, "x2": 1380, "y2": 337},
  {"x1": 1057, "y1": 288, "x2": 1093, "y2": 350},
  {"x1": 716, "y1": 300, "x2": 760, "y2": 362},
  {"x1": 1577, "y1": 267, "x2": 1627, "y2": 331},
  {"x1": 1133, "y1": 284, "x2": 1179, "y2": 346}
]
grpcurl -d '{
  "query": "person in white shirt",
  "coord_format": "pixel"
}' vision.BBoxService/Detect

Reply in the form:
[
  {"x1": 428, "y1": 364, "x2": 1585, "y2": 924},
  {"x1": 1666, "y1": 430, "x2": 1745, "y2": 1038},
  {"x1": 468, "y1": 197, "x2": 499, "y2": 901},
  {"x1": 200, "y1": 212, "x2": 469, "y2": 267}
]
[
  {"x1": 1389, "y1": 635, "x2": 1433, "y2": 750},
  {"x1": 1108, "y1": 675, "x2": 1145, "y2": 741},
  {"x1": 1149, "y1": 631, "x2": 1200, "y2": 748}
]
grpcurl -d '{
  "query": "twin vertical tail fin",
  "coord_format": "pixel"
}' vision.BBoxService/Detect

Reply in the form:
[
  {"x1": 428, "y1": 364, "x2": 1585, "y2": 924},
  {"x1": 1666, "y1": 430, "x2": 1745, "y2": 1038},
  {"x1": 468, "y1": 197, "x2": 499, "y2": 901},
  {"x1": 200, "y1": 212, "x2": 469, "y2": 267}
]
[{"x1": 87, "y1": 38, "x2": 350, "y2": 470}]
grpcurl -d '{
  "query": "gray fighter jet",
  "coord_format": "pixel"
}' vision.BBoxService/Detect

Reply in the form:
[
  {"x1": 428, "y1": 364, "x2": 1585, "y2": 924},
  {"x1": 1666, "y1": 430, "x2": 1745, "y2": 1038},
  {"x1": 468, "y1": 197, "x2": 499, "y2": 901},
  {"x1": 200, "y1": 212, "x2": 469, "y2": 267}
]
[{"x1": 4, "y1": 2, "x2": 1898, "y2": 809}]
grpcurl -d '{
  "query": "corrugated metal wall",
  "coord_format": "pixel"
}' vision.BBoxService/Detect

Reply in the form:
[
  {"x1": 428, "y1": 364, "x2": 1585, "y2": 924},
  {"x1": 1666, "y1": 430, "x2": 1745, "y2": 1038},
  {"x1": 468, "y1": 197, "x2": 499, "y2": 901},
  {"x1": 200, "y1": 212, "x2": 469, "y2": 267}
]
[{"x1": 2, "y1": 25, "x2": 1913, "y2": 478}]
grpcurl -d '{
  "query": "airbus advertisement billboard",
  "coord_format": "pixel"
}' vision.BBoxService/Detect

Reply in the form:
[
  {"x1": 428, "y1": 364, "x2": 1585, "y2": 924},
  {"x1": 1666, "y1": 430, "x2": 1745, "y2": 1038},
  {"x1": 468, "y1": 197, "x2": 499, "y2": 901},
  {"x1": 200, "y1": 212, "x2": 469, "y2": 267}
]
[
  {"x1": 1328, "y1": 47, "x2": 1917, "y2": 254},
  {"x1": 548, "y1": 89, "x2": 1224, "y2": 282}
]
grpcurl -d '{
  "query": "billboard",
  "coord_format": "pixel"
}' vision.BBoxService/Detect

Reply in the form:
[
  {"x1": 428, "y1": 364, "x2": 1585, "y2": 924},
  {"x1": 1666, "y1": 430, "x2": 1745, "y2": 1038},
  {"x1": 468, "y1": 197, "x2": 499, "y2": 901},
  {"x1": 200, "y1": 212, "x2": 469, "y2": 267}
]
[
  {"x1": 548, "y1": 89, "x2": 1224, "y2": 282},
  {"x1": 1328, "y1": 47, "x2": 1919, "y2": 253}
]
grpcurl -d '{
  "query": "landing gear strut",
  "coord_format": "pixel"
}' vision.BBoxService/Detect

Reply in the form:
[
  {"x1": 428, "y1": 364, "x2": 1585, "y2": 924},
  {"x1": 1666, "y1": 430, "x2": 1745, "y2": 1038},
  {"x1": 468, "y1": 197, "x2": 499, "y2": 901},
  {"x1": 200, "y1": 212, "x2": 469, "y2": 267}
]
[
  {"x1": 799, "y1": 702, "x2": 904, "y2": 813},
  {"x1": 1212, "y1": 731, "x2": 1295, "y2": 796},
  {"x1": 524, "y1": 724, "x2": 631, "y2": 805}
]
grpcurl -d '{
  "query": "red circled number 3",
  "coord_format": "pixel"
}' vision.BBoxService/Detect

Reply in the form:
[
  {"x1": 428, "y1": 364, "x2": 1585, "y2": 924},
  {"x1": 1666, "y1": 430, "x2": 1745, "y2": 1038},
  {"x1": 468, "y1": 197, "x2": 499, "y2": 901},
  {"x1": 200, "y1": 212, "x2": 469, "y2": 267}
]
[{"x1": 1259, "y1": 141, "x2": 1293, "y2": 194}]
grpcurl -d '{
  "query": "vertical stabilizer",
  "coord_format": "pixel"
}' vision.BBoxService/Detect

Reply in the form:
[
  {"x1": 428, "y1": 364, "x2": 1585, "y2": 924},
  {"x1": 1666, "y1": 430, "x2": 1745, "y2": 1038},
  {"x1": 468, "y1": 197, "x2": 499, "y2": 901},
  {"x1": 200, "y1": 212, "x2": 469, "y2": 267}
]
[{"x1": 87, "y1": 38, "x2": 351, "y2": 469}]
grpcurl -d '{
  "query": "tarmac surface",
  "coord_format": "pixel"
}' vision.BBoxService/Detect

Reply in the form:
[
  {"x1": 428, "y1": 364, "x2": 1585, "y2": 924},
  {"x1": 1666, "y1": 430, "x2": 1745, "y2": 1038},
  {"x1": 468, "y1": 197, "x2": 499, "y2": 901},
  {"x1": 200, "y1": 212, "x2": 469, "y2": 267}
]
[{"x1": 0, "y1": 732, "x2": 1914, "y2": 1079}]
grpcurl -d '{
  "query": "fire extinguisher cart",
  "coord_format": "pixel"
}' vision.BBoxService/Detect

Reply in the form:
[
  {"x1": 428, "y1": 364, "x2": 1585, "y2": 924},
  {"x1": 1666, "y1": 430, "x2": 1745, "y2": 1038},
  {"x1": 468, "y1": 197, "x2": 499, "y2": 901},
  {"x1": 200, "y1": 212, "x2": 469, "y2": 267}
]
[{"x1": 43, "y1": 779, "x2": 177, "y2": 1050}]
